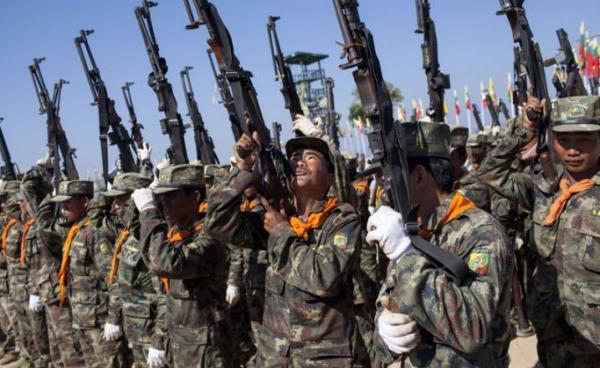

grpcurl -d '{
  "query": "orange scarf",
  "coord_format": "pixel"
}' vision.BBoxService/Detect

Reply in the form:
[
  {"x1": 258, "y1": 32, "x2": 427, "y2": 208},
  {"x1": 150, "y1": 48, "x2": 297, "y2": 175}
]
[
  {"x1": 20, "y1": 219, "x2": 35, "y2": 266},
  {"x1": 241, "y1": 199, "x2": 259, "y2": 212},
  {"x1": 1, "y1": 219, "x2": 17, "y2": 257},
  {"x1": 108, "y1": 229, "x2": 131, "y2": 285},
  {"x1": 198, "y1": 201, "x2": 208, "y2": 214},
  {"x1": 420, "y1": 192, "x2": 476, "y2": 240},
  {"x1": 375, "y1": 186, "x2": 384, "y2": 202},
  {"x1": 162, "y1": 222, "x2": 205, "y2": 292},
  {"x1": 543, "y1": 178, "x2": 595, "y2": 226},
  {"x1": 353, "y1": 179, "x2": 369, "y2": 194},
  {"x1": 289, "y1": 197, "x2": 339, "y2": 241},
  {"x1": 58, "y1": 220, "x2": 91, "y2": 306}
]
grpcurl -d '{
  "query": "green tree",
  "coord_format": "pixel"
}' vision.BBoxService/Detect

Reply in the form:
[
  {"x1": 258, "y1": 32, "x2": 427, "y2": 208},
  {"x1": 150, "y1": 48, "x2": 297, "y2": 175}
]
[{"x1": 348, "y1": 81, "x2": 404, "y2": 122}]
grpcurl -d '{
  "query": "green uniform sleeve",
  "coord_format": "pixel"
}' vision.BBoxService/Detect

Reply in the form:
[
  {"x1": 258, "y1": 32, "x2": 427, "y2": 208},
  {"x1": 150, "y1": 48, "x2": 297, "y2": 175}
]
[{"x1": 227, "y1": 244, "x2": 244, "y2": 287}]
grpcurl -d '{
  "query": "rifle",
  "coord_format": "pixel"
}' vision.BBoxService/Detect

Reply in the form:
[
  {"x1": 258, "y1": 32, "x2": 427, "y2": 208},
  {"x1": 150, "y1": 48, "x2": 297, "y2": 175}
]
[
  {"x1": 512, "y1": 47, "x2": 528, "y2": 115},
  {"x1": 180, "y1": 66, "x2": 219, "y2": 164},
  {"x1": 485, "y1": 93, "x2": 501, "y2": 127},
  {"x1": 184, "y1": 0, "x2": 293, "y2": 205},
  {"x1": 498, "y1": 98, "x2": 512, "y2": 120},
  {"x1": 544, "y1": 28, "x2": 588, "y2": 98},
  {"x1": 135, "y1": 0, "x2": 189, "y2": 164},
  {"x1": 121, "y1": 82, "x2": 145, "y2": 151},
  {"x1": 207, "y1": 49, "x2": 243, "y2": 140},
  {"x1": 75, "y1": 29, "x2": 138, "y2": 186},
  {"x1": 29, "y1": 58, "x2": 78, "y2": 190},
  {"x1": 472, "y1": 104, "x2": 485, "y2": 132},
  {"x1": 272, "y1": 122, "x2": 282, "y2": 150},
  {"x1": 415, "y1": 0, "x2": 450, "y2": 123},
  {"x1": 325, "y1": 77, "x2": 341, "y2": 150},
  {"x1": 267, "y1": 16, "x2": 304, "y2": 120},
  {"x1": 0, "y1": 118, "x2": 17, "y2": 180},
  {"x1": 333, "y1": 0, "x2": 468, "y2": 285}
]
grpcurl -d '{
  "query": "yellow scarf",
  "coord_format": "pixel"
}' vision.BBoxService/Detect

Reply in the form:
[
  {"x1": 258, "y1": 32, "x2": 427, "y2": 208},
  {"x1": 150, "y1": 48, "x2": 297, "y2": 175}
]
[
  {"x1": 108, "y1": 229, "x2": 131, "y2": 285},
  {"x1": 162, "y1": 222, "x2": 205, "y2": 292},
  {"x1": 20, "y1": 219, "x2": 35, "y2": 266},
  {"x1": 58, "y1": 220, "x2": 91, "y2": 306}
]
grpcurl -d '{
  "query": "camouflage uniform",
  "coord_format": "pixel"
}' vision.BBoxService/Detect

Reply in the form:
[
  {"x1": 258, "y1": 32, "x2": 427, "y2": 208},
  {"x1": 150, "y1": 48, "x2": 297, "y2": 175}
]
[
  {"x1": 51, "y1": 182, "x2": 128, "y2": 368},
  {"x1": 374, "y1": 122, "x2": 513, "y2": 367},
  {"x1": 104, "y1": 173, "x2": 167, "y2": 367},
  {"x1": 206, "y1": 137, "x2": 367, "y2": 367},
  {"x1": 139, "y1": 165, "x2": 230, "y2": 368},
  {"x1": 478, "y1": 96, "x2": 600, "y2": 366}
]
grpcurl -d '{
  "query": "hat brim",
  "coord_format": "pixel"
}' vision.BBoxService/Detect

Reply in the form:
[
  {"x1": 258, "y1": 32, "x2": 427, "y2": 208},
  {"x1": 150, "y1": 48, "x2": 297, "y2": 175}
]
[
  {"x1": 551, "y1": 124, "x2": 600, "y2": 133},
  {"x1": 152, "y1": 186, "x2": 181, "y2": 195},
  {"x1": 103, "y1": 189, "x2": 131, "y2": 198},
  {"x1": 285, "y1": 137, "x2": 333, "y2": 165},
  {"x1": 51, "y1": 194, "x2": 73, "y2": 203}
]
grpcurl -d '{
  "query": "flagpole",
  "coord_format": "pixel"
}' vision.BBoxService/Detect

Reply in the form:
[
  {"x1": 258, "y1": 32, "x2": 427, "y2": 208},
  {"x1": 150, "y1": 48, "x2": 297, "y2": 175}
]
[{"x1": 346, "y1": 120, "x2": 357, "y2": 154}]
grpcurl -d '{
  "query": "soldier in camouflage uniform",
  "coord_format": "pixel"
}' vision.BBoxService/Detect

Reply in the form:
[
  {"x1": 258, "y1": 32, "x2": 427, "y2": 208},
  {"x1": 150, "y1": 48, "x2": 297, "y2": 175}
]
[
  {"x1": 104, "y1": 172, "x2": 167, "y2": 368},
  {"x1": 478, "y1": 95, "x2": 600, "y2": 367},
  {"x1": 450, "y1": 126, "x2": 470, "y2": 182},
  {"x1": 368, "y1": 122, "x2": 513, "y2": 367},
  {"x1": 132, "y1": 164, "x2": 230, "y2": 368},
  {"x1": 206, "y1": 135, "x2": 367, "y2": 367},
  {"x1": 50, "y1": 180, "x2": 127, "y2": 367}
]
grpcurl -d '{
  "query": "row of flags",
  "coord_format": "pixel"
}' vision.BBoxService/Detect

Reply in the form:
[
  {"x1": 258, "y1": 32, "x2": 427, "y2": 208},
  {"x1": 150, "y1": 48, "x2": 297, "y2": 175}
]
[{"x1": 579, "y1": 22, "x2": 600, "y2": 80}]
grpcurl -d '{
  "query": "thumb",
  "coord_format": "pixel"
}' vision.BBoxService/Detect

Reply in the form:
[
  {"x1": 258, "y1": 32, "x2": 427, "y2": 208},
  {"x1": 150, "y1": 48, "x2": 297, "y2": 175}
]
[
  {"x1": 278, "y1": 198, "x2": 287, "y2": 217},
  {"x1": 258, "y1": 195, "x2": 274, "y2": 213},
  {"x1": 365, "y1": 227, "x2": 382, "y2": 246},
  {"x1": 294, "y1": 113, "x2": 304, "y2": 120}
]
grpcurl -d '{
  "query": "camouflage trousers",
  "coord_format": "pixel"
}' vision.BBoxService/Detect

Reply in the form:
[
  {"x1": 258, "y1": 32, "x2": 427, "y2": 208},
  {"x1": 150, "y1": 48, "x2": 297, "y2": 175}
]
[
  {"x1": 167, "y1": 324, "x2": 230, "y2": 368},
  {"x1": 11, "y1": 298, "x2": 38, "y2": 363},
  {"x1": 45, "y1": 302, "x2": 85, "y2": 367},
  {"x1": 354, "y1": 303, "x2": 375, "y2": 361},
  {"x1": 534, "y1": 318, "x2": 600, "y2": 368},
  {"x1": 75, "y1": 328, "x2": 129, "y2": 368},
  {"x1": 0, "y1": 294, "x2": 16, "y2": 355},
  {"x1": 28, "y1": 306, "x2": 53, "y2": 368},
  {"x1": 130, "y1": 343, "x2": 149, "y2": 368}
]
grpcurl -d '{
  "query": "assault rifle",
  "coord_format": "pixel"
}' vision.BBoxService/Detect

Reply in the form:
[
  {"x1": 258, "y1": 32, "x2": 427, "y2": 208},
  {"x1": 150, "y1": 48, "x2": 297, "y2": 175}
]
[
  {"x1": 0, "y1": 118, "x2": 17, "y2": 180},
  {"x1": 512, "y1": 47, "x2": 528, "y2": 115},
  {"x1": 184, "y1": 0, "x2": 293, "y2": 206},
  {"x1": 267, "y1": 16, "x2": 304, "y2": 120},
  {"x1": 180, "y1": 66, "x2": 219, "y2": 164},
  {"x1": 324, "y1": 77, "x2": 340, "y2": 150},
  {"x1": 333, "y1": 0, "x2": 468, "y2": 284},
  {"x1": 472, "y1": 104, "x2": 485, "y2": 132},
  {"x1": 544, "y1": 28, "x2": 588, "y2": 98},
  {"x1": 485, "y1": 93, "x2": 501, "y2": 127},
  {"x1": 207, "y1": 49, "x2": 243, "y2": 140},
  {"x1": 75, "y1": 29, "x2": 138, "y2": 185},
  {"x1": 415, "y1": 0, "x2": 450, "y2": 123},
  {"x1": 272, "y1": 122, "x2": 282, "y2": 150},
  {"x1": 135, "y1": 0, "x2": 189, "y2": 164},
  {"x1": 29, "y1": 58, "x2": 78, "y2": 190},
  {"x1": 498, "y1": 98, "x2": 512, "y2": 120},
  {"x1": 121, "y1": 82, "x2": 145, "y2": 151}
]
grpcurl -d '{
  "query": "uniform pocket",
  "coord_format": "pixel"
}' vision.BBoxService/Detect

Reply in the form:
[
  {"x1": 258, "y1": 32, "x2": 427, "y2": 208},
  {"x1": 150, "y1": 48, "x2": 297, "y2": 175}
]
[
  {"x1": 582, "y1": 236, "x2": 600, "y2": 273},
  {"x1": 71, "y1": 291, "x2": 97, "y2": 328},
  {"x1": 303, "y1": 338, "x2": 353, "y2": 363},
  {"x1": 0, "y1": 269, "x2": 7, "y2": 293},
  {"x1": 531, "y1": 220, "x2": 556, "y2": 259},
  {"x1": 581, "y1": 284, "x2": 600, "y2": 345}
]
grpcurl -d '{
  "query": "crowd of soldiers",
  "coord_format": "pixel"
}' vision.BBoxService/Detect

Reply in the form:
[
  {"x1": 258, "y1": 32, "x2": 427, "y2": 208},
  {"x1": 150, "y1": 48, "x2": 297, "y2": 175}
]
[{"x1": 0, "y1": 93, "x2": 599, "y2": 368}]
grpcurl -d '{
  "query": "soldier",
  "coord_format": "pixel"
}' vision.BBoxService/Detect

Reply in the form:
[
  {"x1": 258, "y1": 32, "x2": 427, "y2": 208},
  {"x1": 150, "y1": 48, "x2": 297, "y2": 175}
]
[
  {"x1": 104, "y1": 172, "x2": 167, "y2": 368},
  {"x1": 132, "y1": 164, "x2": 230, "y2": 368},
  {"x1": 51, "y1": 180, "x2": 127, "y2": 367},
  {"x1": 450, "y1": 126, "x2": 470, "y2": 181},
  {"x1": 368, "y1": 122, "x2": 513, "y2": 367},
  {"x1": 478, "y1": 95, "x2": 600, "y2": 366},
  {"x1": 467, "y1": 133, "x2": 490, "y2": 172},
  {"x1": 206, "y1": 135, "x2": 367, "y2": 366}
]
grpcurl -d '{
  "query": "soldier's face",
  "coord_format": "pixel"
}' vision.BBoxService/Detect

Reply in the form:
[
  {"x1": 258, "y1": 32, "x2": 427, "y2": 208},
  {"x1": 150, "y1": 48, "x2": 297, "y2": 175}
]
[
  {"x1": 554, "y1": 131, "x2": 600, "y2": 177},
  {"x1": 111, "y1": 194, "x2": 131, "y2": 219},
  {"x1": 159, "y1": 189, "x2": 201, "y2": 226},
  {"x1": 289, "y1": 149, "x2": 333, "y2": 195},
  {"x1": 468, "y1": 145, "x2": 487, "y2": 165},
  {"x1": 60, "y1": 196, "x2": 88, "y2": 223}
]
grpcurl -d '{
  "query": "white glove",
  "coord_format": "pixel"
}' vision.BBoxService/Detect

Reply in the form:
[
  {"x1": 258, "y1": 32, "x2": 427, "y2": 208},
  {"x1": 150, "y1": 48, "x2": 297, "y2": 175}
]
[
  {"x1": 147, "y1": 347, "x2": 166, "y2": 368},
  {"x1": 132, "y1": 188, "x2": 156, "y2": 212},
  {"x1": 226, "y1": 284, "x2": 241, "y2": 307},
  {"x1": 292, "y1": 114, "x2": 323, "y2": 138},
  {"x1": 28, "y1": 295, "x2": 43, "y2": 312},
  {"x1": 36, "y1": 153, "x2": 52, "y2": 168},
  {"x1": 377, "y1": 308, "x2": 420, "y2": 354},
  {"x1": 138, "y1": 142, "x2": 152, "y2": 161},
  {"x1": 155, "y1": 157, "x2": 170, "y2": 172},
  {"x1": 366, "y1": 206, "x2": 412, "y2": 262},
  {"x1": 103, "y1": 323, "x2": 122, "y2": 342}
]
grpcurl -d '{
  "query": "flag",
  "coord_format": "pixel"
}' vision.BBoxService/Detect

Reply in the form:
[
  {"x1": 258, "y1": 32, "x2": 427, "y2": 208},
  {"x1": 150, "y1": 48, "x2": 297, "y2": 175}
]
[
  {"x1": 353, "y1": 117, "x2": 366, "y2": 134},
  {"x1": 579, "y1": 22, "x2": 587, "y2": 71},
  {"x1": 592, "y1": 38, "x2": 600, "y2": 79},
  {"x1": 443, "y1": 99, "x2": 449, "y2": 116},
  {"x1": 418, "y1": 98, "x2": 425, "y2": 120},
  {"x1": 480, "y1": 82, "x2": 487, "y2": 110},
  {"x1": 396, "y1": 105, "x2": 406, "y2": 122},
  {"x1": 464, "y1": 85, "x2": 472, "y2": 111},
  {"x1": 507, "y1": 72, "x2": 514, "y2": 105},
  {"x1": 586, "y1": 31, "x2": 593, "y2": 78},
  {"x1": 453, "y1": 89, "x2": 461, "y2": 116},
  {"x1": 488, "y1": 78, "x2": 497, "y2": 105}
]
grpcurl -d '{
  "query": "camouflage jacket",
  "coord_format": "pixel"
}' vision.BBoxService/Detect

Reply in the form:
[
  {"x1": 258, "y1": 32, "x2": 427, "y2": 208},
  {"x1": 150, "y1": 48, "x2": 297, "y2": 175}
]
[
  {"x1": 139, "y1": 208, "x2": 228, "y2": 350},
  {"x1": 112, "y1": 223, "x2": 167, "y2": 348},
  {"x1": 67, "y1": 213, "x2": 115, "y2": 329},
  {"x1": 374, "y1": 193, "x2": 513, "y2": 367},
  {"x1": 477, "y1": 124, "x2": 600, "y2": 357},
  {"x1": 5, "y1": 220, "x2": 28, "y2": 303},
  {"x1": 206, "y1": 169, "x2": 365, "y2": 364},
  {"x1": 0, "y1": 215, "x2": 10, "y2": 296}
]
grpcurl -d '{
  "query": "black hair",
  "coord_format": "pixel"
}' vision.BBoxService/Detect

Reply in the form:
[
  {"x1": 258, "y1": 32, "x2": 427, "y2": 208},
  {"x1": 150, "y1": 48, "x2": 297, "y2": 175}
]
[
  {"x1": 408, "y1": 157, "x2": 455, "y2": 194},
  {"x1": 183, "y1": 187, "x2": 207, "y2": 200}
]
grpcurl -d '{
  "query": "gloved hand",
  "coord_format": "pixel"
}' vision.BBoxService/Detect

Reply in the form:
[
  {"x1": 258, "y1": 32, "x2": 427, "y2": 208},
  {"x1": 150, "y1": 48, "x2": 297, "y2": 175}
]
[
  {"x1": 155, "y1": 157, "x2": 170, "y2": 172},
  {"x1": 292, "y1": 114, "x2": 323, "y2": 138},
  {"x1": 377, "y1": 308, "x2": 420, "y2": 354},
  {"x1": 147, "y1": 347, "x2": 166, "y2": 368},
  {"x1": 36, "y1": 153, "x2": 52, "y2": 169},
  {"x1": 103, "y1": 323, "x2": 122, "y2": 342},
  {"x1": 28, "y1": 295, "x2": 43, "y2": 312},
  {"x1": 366, "y1": 206, "x2": 411, "y2": 262},
  {"x1": 138, "y1": 142, "x2": 152, "y2": 162},
  {"x1": 132, "y1": 188, "x2": 156, "y2": 212},
  {"x1": 226, "y1": 284, "x2": 241, "y2": 307}
]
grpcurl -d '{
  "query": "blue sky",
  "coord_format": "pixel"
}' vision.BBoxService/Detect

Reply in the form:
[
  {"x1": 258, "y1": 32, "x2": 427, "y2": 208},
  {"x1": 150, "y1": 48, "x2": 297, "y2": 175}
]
[{"x1": 1, "y1": 0, "x2": 599, "y2": 176}]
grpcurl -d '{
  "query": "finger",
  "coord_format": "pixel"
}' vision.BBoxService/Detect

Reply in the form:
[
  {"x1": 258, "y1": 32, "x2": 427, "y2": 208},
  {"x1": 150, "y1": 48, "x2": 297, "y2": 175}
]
[
  {"x1": 542, "y1": 98, "x2": 549, "y2": 118},
  {"x1": 380, "y1": 309, "x2": 414, "y2": 325},
  {"x1": 258, "y1": 195, "x2": 274, "y2": 213},
  {"x1": 365, "y1": 228, "x2": 383, "y2": 246},
  {"x1": 294, "y1": 113, "x2": 304, "y2": 120},
  {"x1": 251, "y1": 131, "x2": 261, "y2": 150}
]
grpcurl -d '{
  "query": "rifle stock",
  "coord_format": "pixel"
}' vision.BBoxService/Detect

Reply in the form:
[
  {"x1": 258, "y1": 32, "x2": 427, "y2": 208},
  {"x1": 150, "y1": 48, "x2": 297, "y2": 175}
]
[
  {"x1": 121, "y1": 82, "x2": 145, "y2": 151},
  {"x1": 0, "y1": 118, "x2": 17, "y2": 180}
]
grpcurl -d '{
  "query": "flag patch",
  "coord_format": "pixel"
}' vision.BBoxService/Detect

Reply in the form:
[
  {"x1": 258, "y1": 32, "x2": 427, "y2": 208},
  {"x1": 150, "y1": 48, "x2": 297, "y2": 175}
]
[
  {"x1": 468, "y1": 252, "x2": 490, "y2": 276},
  {"x1": 333, "y1": 234, "x2": 349, "y2": 251}
]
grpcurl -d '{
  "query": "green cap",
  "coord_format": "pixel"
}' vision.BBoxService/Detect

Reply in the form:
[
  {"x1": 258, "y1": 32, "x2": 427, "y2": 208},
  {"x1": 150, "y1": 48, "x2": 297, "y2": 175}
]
[
  {"x1": 153, "y1": 164, "x2": 204, "y2": 195},
  {"x1": 551, "y1": 96, "x2": 600, "y2": 132},
  {"x1": 450, "y1": 126, "x2": 469, "y2": 150},
  {"x1": 104, "y1": 173, "x2": 152, "y2": 197},
  {"x1": 466, "y1": 133, "x2": 488, "y2": 148},
  {"x1": 399, "y1": 122, "x2": 451, "y2": 159},
  {"x1": 204, "y1": 164, "x2": 230, "y2": 184},
  {"x1": 51, "y1": 180, "x2": 94, "y2": 202},
  {"x1": 0, "y1": 181, "x2": 20, "y2": 195},
  {"x1": 285, "y1": 137, "x2": 334, "y2": 170}
]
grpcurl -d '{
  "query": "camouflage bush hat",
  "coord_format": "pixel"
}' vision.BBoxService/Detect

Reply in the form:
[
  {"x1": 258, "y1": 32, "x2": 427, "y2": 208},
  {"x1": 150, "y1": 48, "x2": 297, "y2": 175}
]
[
  {"x1": 551, "y1": 96, "x2": 600, "y2": 133},
  {"x1": 204, "y1": 164, "x2": 230, "y2": 185},
  {"x1": 466, "y1": 133, "x2": 488, "y2": 148},
  {"x1": 285, "y1": 137, "x2": 334, "y2": 171},
  {"x1": 104, "y1": 173, "x2": 152, "y2": 197},
  {"x1": 153, "y1": 164, "x2": 204, "y2": 195},
  {"x1": 51, "y1": 180, "x2": 94, "y2": 202},
  {"x1": 450, "y1": 126, "x2": 469, "y2": 150},
  {"x1": 399, "y1": 122, "x2": 451, "y2": 160},
  {"x1": 0, "y1": 180, "x2": 20, "y2": 195}
]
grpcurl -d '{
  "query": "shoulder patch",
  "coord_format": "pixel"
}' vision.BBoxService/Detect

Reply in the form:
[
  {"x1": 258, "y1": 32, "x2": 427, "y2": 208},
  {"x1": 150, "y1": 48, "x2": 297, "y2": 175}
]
[
  {"x1": 468, "y1": 252, "x2": 490, "y2": 276},
  {"x1": 186, "y1": 242, "x2": 199, "y2": 250},
  {"x1": 333, "y1": 234, "x2": 349, "y2": 251},
  {"x1": 592, "y1": 210, "x2": 600, "y2": 217},
  {"x1": 99, "y1": 242, "x2": 110, "y2": 254}
]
